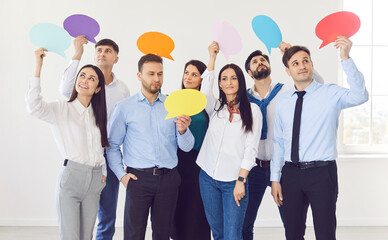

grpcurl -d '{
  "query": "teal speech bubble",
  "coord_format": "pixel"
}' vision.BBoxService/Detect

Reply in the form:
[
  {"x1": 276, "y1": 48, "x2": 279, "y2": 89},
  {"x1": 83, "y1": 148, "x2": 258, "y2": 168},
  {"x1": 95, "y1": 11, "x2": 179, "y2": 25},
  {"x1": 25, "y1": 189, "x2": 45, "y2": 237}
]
[
  {"x1": 29, "y1": 23, "x2": 71, "y2": 58},
  {"x1": 252, "y1": 15, "x2": 282, "y2": 55}
]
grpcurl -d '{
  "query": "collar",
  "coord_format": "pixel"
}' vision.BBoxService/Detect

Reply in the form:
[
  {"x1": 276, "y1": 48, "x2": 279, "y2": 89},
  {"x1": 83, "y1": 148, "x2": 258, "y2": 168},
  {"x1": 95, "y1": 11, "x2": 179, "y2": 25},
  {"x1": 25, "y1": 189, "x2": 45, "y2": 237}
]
[
  {"x1": 249, "y1": 83, "x2": 274, "y2": 100},
  {"x1": 106, "y1": 72, "x2": 117, "y2": 87},
  {"x1": 290, "y1": 79, "x2": 319, "y2": 97},
  {"x1": 71, "y1": 98, "x2": 91, "y2": 115},
  {"x1": 136, "y1": 90, "x2": 166, "y2": 103}
]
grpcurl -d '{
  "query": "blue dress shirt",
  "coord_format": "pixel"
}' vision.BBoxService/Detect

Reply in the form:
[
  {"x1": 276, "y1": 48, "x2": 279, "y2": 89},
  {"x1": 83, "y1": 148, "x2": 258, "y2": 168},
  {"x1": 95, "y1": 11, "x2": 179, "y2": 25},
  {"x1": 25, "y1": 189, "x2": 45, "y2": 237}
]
[
  {"x1": 271, "y1": 58, "x2": 369, "y2": 182},
  {"x1": 107, "y1": 91, "x2": 195, "y2": 181}
]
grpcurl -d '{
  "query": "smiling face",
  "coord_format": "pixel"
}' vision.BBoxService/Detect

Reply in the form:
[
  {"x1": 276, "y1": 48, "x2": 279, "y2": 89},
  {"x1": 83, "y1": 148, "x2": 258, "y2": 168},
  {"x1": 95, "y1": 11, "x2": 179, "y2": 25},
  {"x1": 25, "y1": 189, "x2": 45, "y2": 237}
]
[
  {"x1": 75, "y1": 67, "x2": 101, "y2": 97},
  {"x1": 94, "y1": 45, "x2": 118, "y2": 68},
  {"x1": 183, "y1": 64, "x2": 202, "y2": 90},
  {"x1": 137, "y1": 61, "x2": 163, "y2": 95},
  {"x1": 248, "y1": 55, "x2": 271, "y2": 80},
  {"x1": 219, "y1": 68, "x2": 239, "y2": 101},
  {"x1": 286, "y1": 50, "x2": 314, "y2": 83}
]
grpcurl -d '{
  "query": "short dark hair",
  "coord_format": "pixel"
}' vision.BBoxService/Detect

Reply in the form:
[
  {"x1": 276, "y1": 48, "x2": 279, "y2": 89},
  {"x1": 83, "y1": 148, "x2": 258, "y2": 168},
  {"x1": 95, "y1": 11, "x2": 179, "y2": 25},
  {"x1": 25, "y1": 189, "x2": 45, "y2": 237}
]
[
  {"x1": 244, "y1": 50, "x2": 270, "y2": 73},
  {"x1": 282, "y1": 46, "x2": 311, "y2": 68},
  {"x1": 181, "y1": 60, "x2": 207, "y2": 90},
  {"x1": 95, "y1": 39, "x2": 119, "y2": 54},
  {"x1": 138, "y1": 54, "x2": 163, "y2": 72}
]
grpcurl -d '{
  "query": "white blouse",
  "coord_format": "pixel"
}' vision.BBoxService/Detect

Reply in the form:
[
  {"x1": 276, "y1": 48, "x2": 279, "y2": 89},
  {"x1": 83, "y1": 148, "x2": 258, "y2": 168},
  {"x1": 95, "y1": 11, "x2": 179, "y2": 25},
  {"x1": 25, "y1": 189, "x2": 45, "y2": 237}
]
[
  {"x1": 196, "y1": 70, "x2": 262, "y2": 181},
  {"x1": 26, "y1": 77, "x2": 106, "y2": 175}
]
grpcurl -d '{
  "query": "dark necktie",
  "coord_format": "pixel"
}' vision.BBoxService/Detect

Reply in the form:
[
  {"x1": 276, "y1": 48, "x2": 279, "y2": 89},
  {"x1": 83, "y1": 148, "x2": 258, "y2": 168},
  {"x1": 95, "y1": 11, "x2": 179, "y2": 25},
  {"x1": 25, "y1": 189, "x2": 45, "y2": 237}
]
[{"x1": 291, "y1": 91, "x2": 306, "y2": 163}]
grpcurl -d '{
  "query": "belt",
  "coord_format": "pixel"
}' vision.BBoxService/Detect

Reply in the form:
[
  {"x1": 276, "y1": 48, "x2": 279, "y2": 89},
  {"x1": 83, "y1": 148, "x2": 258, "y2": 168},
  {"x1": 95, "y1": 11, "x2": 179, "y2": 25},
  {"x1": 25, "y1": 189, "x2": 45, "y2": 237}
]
[
  {"x1": 256, "y1": 158, "x2": 270, "y2": 168},
  {"x1": 285, "y1": 160, "x2": 335, "y2": 170},
  {"x1": 126, "y1": 167, "x2": 173, "y2": 176}
]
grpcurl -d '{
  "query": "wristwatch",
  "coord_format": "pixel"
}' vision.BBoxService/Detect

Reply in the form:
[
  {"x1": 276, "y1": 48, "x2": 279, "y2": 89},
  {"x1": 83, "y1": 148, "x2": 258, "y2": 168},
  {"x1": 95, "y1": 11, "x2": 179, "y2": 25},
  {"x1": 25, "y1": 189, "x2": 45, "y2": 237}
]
[{"x1": 237, "y1": 176, "x2": 246, "y2": 183}]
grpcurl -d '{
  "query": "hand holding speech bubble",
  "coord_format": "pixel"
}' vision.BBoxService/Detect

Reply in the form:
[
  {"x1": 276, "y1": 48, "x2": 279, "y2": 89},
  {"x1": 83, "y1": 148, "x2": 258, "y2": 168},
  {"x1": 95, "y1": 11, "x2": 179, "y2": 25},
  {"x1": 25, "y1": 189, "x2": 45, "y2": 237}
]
[
  {"x1": 251, "y1": 15, "x2": 282, "y2": 55},
  {"x1": 29, "y1": 23, "x2": 71, "y2": 58},
  {"x1": 164, "y1": 89, "x2": 207, "y2": 120},
  {"x1": 137, "y1": 32, "x2": 175, "y2": 60},
  {"x1": 63, "y1": 14, "x2": 100, "y2": 43},
  {"x1": 211, "y1": 21, "x2": 242, "y2": 60},
  {"x1": 316, "y1": 11, "x2": 360, "y2": 49}
]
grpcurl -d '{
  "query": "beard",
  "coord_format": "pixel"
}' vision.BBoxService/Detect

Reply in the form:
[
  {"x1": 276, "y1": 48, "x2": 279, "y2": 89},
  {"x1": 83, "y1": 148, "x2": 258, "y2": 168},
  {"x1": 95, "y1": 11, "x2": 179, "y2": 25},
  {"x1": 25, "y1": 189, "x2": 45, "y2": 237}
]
[
  {"x1": 141, "y1": 81, "x2": 161, "y2": 95},
  {"x1": 252, "y1": 65, "x2": 271, "y2": 80}
]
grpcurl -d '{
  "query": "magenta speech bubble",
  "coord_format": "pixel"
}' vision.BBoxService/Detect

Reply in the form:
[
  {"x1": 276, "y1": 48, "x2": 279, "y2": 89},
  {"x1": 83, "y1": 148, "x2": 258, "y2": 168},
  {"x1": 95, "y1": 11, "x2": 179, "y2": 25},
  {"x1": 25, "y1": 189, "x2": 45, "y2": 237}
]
[{"x1": 63, "y1": 14, "x2": 100, "y2": 43}]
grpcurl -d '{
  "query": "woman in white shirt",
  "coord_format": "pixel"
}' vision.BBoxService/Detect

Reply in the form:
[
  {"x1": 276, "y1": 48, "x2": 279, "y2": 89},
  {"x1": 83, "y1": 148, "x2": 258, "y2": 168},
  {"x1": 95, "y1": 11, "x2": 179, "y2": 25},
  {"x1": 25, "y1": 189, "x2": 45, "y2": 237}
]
[
  {"x1": 196, "y1": 42, "x2": 262, "y2": 240},
  {"x1": 26, "y1": 48, "x2": 108, "y2": 240}
]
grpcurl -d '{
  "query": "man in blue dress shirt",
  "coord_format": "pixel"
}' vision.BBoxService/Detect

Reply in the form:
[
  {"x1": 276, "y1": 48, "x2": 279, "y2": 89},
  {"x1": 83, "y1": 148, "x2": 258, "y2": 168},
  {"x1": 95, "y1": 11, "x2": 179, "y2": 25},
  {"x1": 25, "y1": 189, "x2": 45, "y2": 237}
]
[
  {"x1": 107, "y1": 54, "x2": 194, "y2": 240},
  {"x1": 270, "y1": 36, "x2": 368, "y2": 240}
]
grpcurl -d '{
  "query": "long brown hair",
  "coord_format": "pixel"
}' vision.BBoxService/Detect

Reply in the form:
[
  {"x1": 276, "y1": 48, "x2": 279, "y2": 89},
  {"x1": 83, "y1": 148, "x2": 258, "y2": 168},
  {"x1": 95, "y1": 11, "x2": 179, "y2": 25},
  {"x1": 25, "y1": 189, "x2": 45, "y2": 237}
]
[{"x1": 68, "y1": 65, "x2": 109, "y2": 147}]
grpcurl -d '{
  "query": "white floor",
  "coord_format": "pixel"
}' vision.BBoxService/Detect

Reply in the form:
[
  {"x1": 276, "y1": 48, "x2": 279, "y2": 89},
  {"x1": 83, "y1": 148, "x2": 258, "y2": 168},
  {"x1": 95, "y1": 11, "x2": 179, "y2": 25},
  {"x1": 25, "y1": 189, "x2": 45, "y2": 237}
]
[{"x1": 0, "y1": 226, "x2": 387, "y2": 239}]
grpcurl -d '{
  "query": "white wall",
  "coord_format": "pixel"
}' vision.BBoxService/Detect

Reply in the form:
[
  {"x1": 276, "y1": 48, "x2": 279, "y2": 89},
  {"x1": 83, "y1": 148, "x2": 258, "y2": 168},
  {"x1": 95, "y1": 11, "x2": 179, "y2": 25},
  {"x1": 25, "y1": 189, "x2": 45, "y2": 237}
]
[{"x1": 1, "y1": 0, "x2": 387, "y2": 227}]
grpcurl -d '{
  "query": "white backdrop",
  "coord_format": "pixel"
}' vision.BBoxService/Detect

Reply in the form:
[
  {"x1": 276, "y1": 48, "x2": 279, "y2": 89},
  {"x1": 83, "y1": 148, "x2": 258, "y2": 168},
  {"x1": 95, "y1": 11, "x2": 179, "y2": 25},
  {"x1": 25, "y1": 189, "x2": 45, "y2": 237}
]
[{"x1": 0, "y1": 0, "x2": 387, "y2": 227}]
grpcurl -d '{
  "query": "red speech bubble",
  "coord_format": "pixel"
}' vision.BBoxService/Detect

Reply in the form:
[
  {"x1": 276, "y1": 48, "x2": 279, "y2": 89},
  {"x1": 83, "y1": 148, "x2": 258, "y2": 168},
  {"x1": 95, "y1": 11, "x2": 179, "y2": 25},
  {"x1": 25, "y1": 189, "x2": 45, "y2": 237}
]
[{"x1": 315, "y1": 11, "x2": 360, "y2": 49}]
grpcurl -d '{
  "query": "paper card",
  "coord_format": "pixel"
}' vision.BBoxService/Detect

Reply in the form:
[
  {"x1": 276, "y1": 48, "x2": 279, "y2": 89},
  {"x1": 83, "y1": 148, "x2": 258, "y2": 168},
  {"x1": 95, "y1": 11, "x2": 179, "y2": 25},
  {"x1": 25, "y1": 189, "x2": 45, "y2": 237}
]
[{"x1": 164, "y1": 89, "x2": 207, "y2": 119}]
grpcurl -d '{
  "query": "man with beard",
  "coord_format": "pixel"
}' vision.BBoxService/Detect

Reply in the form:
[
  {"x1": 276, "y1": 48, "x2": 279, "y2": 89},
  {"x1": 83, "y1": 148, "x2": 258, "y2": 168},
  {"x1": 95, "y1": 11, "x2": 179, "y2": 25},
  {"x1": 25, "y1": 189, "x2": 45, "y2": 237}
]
[
  {"x1": 242, "y1": 43, "x2": 323, "y2": 240},
  {"x1": 107, "y1": 54, "x2": 194, "y2": 240}
]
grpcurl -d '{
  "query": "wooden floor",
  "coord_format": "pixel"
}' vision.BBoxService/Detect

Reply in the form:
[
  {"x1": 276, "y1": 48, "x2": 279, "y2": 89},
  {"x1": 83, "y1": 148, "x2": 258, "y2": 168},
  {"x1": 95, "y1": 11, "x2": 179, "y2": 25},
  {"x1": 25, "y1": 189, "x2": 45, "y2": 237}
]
[{"x1": 0, "y1": 226, "x2": 387, "y2": 239}]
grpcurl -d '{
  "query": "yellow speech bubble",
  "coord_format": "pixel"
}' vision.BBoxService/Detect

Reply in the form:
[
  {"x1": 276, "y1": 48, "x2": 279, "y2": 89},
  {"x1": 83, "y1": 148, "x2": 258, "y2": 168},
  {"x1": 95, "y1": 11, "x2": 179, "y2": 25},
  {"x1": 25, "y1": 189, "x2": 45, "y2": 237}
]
[
  {"x1": 164, "y1": 89, "x2": 207, "y2": 119},
  {"x1": 137, "y1": 32, "x2": 175, "y2": 60}
]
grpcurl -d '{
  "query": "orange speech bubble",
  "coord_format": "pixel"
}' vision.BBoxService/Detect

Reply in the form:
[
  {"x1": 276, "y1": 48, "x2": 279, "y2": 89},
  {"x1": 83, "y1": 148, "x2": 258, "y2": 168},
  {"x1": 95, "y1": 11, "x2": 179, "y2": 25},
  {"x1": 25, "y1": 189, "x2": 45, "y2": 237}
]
[{"x1": 137, "y1": 32, "x2": 175, "y2": 60}]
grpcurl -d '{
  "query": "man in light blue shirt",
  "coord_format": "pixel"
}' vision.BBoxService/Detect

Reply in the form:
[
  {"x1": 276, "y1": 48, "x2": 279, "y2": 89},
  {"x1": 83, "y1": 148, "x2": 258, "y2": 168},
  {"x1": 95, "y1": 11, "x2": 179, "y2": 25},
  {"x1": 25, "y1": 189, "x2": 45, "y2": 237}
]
[
  {"x1": 107, "y1": 54, "x2": 194, "y2": 240},
  {"x1": 270, "y1": 36, "x2": 368, "y2": 240}
]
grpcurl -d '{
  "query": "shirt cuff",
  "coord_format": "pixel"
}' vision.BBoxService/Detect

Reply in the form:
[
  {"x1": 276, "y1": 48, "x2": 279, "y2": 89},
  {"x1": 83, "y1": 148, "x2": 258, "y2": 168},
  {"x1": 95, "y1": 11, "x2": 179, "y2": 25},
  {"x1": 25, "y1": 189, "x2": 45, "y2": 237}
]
[
  {"x1": 341, "y1": 57, "x2": 356, "y2": 73},
  {"x1": 270, "y1": 169, "x2": 281, "y2": 182},
  {"x1": 201, "y1": 69, "x2": 215, "y2": 79},
  {"x1": 240, "y1": 159, "x2": 256, "y2": 172},
  {"x1": 177, "y1": 127, "x2": 194, "y2": 152},
  {"x1": 29, "y1": 77, "x2": 40, "y2": 87}
]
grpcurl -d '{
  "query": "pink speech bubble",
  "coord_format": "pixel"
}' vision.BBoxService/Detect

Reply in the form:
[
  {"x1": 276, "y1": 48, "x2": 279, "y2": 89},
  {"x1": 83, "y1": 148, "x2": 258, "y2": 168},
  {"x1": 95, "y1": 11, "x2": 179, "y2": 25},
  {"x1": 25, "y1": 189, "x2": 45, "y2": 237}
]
[
  {"x1": 211, "y1": 21, "x2": 242, "y2": 60},
  {"x1": 316, "y1": 11, "x2": 360, "y2": 49},
  {"x1": 63, "y1": 14, "x2": 100, "y2": 43}
]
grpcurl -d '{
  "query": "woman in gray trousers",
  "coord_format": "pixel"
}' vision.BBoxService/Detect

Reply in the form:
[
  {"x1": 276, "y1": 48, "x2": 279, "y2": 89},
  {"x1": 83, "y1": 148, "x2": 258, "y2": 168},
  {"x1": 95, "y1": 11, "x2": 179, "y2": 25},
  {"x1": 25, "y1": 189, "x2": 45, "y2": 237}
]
[{"x1": 26, "y1": 48, "x2": 109, "y2": 240}]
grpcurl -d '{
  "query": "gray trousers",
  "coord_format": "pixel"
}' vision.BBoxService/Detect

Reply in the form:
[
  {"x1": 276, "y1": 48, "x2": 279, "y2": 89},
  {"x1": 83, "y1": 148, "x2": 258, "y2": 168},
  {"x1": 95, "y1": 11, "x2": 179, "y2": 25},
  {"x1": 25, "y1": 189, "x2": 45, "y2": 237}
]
[{"x1": 56, "y1": 160, "x2": 106, "y2": 240}]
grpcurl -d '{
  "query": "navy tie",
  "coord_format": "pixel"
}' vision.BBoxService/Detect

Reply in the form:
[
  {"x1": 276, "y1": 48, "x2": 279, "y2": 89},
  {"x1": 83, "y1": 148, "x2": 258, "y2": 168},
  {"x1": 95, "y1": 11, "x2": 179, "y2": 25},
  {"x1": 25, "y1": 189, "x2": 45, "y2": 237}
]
[{"x1": 291, "y1": 91, "x2": 306, "y2": 163}]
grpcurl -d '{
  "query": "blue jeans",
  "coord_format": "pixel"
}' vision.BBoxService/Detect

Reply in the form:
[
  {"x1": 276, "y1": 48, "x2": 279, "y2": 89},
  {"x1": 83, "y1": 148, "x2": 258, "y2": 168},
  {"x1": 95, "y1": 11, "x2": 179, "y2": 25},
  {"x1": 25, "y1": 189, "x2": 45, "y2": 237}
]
[
  {"x1": 96, "y1": 160, "x2": 120, "y2": 240},
  {"x1": 242, "y1": 166, "x2": 284, "y2": 240},
  {"x1": 199, "y1": 170, "x2": 248, "y2": 240}
]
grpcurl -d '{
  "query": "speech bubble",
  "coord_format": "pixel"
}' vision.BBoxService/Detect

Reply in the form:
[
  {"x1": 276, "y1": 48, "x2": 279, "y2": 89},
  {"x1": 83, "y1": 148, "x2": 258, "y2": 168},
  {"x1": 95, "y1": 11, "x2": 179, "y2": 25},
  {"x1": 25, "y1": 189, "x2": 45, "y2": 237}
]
[
  {"x1": 164, "y1": 89, "x2": 207, "y2": 120},
  {"x1": 211, "y1": 20, "x2": 242, "y2": 60},
  {"x1": 63, "y1": 14, "x2": 100, "y2": 43},
  {"x1": 315, "y1": 11, "x2": 360, "y2": 49},
  {"x1": 29, "y1": 23, "x2": 71, "y2": 58},
  {"x1": 251, "y1": 15, "x2": 282, "y2": 55},
  {"x1": 137, "y1": 32, "x2": 175, "y2": 60}
]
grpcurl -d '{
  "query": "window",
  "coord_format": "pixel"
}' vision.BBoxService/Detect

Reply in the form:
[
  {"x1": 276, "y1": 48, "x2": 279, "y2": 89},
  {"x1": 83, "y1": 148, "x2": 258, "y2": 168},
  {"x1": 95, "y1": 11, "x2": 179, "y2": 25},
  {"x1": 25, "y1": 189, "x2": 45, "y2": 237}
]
[{"x1": 340, "y1": 0, "x2": 388, "y2": 154}]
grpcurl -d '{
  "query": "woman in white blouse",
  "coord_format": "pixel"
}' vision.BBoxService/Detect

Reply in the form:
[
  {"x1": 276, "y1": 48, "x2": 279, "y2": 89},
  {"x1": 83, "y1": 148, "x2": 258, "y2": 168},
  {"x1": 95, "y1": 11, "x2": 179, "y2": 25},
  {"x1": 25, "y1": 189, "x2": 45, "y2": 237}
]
[
  {"x1": 26, "y1": 48, "x2": 109, "y2": 240},
  {"x1": 196, "y1": 42, "x2": 262, "y2": 240}
]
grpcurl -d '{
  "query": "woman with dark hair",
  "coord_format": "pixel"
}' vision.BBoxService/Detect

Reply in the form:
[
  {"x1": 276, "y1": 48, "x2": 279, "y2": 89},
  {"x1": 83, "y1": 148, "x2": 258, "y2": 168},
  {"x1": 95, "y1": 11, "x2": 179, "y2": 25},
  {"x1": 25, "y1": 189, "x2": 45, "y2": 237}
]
[
  {"x1": 196, "y1": 42, "x2": 262, "y2": 240},
  {"x1": 172, "y1": 60, "x2": 211, "y2": 240},
  {"x1": 26, "y1": 48, "x2": 108, "y2": 240}
]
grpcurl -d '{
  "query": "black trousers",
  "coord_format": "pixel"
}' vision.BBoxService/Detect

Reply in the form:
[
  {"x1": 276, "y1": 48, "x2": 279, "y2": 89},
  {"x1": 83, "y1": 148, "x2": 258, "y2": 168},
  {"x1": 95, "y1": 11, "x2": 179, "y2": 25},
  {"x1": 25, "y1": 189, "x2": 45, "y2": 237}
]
[
  {"x1": 281, "y1": 161, "x2": 338, "y2": 240},
  {"x1": 124, "y1": 167, "x2": 181, "y2": 240}
]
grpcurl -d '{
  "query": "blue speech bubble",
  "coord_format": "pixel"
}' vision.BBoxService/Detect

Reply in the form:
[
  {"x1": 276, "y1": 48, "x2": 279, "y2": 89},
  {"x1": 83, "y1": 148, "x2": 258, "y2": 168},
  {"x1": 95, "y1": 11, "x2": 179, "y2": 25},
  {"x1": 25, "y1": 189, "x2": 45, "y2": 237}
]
[
  {"x1": 252, "y1": 15, "x2": 282, "y2": 54},
  {"x1": 29, "y1": 23, "x2": 71, "y2": 58}
]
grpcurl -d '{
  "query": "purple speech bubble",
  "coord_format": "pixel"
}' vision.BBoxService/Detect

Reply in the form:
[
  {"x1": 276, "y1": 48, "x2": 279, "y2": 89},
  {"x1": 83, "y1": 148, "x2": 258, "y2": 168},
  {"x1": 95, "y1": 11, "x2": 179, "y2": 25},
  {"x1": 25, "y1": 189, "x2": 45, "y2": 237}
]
[
  {"x1": 211, "y1": 21, "x2": 242, "y2": 60},
  {"x1": 63, "y1": 14, "x2": 100, "y2": 43}
]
